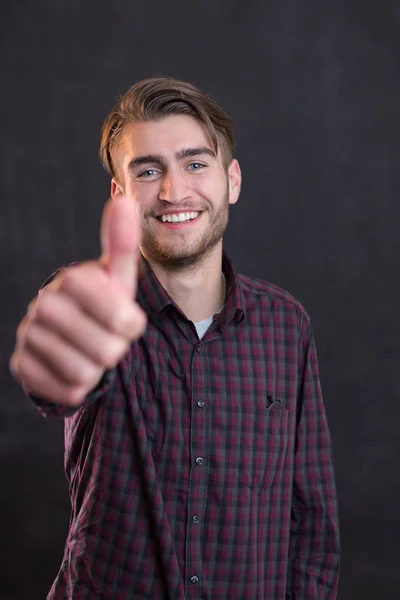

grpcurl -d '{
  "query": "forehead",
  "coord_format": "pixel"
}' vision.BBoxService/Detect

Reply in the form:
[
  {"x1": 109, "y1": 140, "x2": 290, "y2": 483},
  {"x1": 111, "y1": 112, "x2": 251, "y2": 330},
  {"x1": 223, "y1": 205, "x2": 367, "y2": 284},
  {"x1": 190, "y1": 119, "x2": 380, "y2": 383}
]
[{"x1": 116, "y1": 115, "x2": 216, "y2": 167}]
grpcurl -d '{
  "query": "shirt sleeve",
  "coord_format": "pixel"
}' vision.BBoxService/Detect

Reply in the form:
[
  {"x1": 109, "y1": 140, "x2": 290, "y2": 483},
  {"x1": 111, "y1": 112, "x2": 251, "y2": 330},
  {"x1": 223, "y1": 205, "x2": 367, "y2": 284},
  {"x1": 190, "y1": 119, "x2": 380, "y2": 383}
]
[
  {"x1": 28, "y1": 367, "x2": 117, "y2": 418},
  {"x1": 286, "y1": 318, "x2": 340, "y2": 599}
]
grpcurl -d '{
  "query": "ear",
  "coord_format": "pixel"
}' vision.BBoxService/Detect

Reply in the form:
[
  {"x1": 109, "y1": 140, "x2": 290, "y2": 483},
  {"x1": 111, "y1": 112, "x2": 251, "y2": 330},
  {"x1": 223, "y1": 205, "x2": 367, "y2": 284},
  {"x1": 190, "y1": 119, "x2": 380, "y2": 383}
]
[
  {"x1": 111, "y1": 178, "x2": 124, "y2": 199},
  {"x1": 228, "y1": 159, "x2": 241, "y2": 206}
]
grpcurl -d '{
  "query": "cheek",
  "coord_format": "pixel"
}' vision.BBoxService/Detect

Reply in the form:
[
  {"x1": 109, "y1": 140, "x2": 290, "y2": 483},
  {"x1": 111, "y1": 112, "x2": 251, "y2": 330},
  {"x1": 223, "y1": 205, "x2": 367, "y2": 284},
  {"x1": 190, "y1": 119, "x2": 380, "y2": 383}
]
[
  {"x1": 194, "y1": 177, "x2": 222, "y2": 199},
  {"x1": 126, "y1": 183, "x2": 155, "y2": 206},
  {"x1": 199, "y1": 178, "x2": 227, "y2": 204}
]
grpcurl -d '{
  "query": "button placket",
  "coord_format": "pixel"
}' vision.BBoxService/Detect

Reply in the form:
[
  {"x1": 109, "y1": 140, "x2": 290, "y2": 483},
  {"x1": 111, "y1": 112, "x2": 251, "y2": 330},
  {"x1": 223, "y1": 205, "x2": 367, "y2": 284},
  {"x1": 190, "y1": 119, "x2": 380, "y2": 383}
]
[{"x1": 186, "y1": 339, "x2": 207, "y2": 591}]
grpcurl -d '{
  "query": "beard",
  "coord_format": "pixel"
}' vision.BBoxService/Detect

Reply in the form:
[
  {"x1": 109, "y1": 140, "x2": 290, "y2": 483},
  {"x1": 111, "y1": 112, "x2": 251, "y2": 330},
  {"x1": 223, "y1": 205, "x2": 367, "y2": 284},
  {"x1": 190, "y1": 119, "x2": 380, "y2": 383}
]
[{"x1": 140, "y1": 187, "x2": 230, "y2": 272}]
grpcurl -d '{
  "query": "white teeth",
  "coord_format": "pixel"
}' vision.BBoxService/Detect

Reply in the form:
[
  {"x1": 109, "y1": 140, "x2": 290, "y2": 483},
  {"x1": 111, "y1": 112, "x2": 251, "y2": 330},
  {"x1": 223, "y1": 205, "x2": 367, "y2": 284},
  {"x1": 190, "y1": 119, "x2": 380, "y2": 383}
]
[{"x1": 160, "y1": 212, "x2": 200, "y2": 223}]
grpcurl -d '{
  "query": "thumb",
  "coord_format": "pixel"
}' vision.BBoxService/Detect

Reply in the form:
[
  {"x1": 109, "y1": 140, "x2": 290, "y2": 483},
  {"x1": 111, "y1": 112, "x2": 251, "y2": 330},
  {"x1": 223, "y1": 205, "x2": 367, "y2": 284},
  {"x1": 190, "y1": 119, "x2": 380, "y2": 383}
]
[{"x1": 100, "y1": 194, "x2": 140, "y2": 297}]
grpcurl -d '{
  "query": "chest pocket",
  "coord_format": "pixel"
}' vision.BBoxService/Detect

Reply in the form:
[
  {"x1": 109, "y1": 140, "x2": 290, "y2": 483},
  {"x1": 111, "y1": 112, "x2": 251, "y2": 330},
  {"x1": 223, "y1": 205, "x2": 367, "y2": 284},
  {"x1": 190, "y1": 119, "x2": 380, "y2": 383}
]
[{"x1": 232, "y1": 404, "x2": 290, "y2": 494}]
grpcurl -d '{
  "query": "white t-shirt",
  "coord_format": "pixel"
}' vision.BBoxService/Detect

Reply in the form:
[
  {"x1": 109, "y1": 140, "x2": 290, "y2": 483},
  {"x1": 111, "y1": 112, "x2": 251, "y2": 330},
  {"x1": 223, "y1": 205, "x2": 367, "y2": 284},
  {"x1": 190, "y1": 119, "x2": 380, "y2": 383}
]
[
  {"x1": 193, "y1": 316, "x2": 214, "y2": 340},
  {"x1": 193, "y1": 305, "x2": 224, "y2": 340}
]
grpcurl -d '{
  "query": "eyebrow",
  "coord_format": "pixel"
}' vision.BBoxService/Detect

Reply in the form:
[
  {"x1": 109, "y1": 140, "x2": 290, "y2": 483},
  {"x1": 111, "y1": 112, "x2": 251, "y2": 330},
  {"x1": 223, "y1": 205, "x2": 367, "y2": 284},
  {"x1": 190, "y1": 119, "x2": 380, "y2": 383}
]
[{"x1": 127, "y1": 146, "x2": 216, "y2": 171}]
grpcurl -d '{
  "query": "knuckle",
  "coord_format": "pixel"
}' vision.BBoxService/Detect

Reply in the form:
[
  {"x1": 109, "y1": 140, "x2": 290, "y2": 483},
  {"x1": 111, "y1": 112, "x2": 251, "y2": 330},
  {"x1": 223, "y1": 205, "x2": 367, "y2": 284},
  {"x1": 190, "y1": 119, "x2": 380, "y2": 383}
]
[
  {"x1": 16, "y1": 318, "x2": 28, "y2": 343},
  {"x1": 23, "y1": 321, "x2": 39, "y2": 346},
  {"x1": 131, "y1": 307, "x2": 147, "y2": 339},
  {"x1": 71, "y1": 362, "x2": 100, "y2": 387},
  {"x1": 27, "y1": 297, "x2": 38, "y2": 315},
  {"x1": 97, "y1": 338, "x2": 127, "y2": 368},
  {"x1": 59, "y1": 267, "x2": 82, "y2": 292},
  {"x1": 109, "y1": 305, "x2": 134, "y2": 335},
  {"x1": 62, "y1": 262, "x2": 106, "y2": 289},
  {"x1": 134, "y1": 317, "x2": 147, "y2": 339},
  {"x1": 16, "y1": 352, "x2": 30, "y2": 381},
  {"x1": 60, "y1": 263, "x2": 110, "y2": 304},
  {"x1": 34, "y1": 292, "x2": 54, "y2": 321},
  {"x1": 63, "y1": 387, "x2": 87, "y2": 407}
]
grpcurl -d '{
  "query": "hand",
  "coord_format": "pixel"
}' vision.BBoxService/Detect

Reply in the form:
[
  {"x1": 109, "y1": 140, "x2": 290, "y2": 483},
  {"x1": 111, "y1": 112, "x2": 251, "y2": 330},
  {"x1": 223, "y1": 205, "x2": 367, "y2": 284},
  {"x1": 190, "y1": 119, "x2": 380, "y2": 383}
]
[{"x1": 10, "y1": 195, "x2": 147, "y2": 407}]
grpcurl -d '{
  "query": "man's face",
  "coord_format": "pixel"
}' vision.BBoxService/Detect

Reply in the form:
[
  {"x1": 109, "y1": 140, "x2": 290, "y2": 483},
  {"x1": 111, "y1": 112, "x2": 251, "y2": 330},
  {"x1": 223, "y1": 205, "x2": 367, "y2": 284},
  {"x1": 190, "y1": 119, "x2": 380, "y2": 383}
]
[{"x1": 111, "y1": 115, "x2": 241, "y2": 270}]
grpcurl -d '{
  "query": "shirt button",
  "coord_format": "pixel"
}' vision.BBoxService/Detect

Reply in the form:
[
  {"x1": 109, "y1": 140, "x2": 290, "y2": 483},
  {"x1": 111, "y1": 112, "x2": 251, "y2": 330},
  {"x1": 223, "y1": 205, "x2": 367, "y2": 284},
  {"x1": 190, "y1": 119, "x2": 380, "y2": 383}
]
[
  {"x1": 197, "y1": 400, "x2": 205, "y2": 408},
  {"x1": 196, "y1": 345, "x2": 201, "y2": 353},
  {"x1": 195, "y1": 457, "x2": 203, "y2": 466},
  {"x1": 192, "y1": 515, "x2": 200, "y2": 523},
  {"x1": 191, "y1": 575, "x2": 199, "y2": 584}
]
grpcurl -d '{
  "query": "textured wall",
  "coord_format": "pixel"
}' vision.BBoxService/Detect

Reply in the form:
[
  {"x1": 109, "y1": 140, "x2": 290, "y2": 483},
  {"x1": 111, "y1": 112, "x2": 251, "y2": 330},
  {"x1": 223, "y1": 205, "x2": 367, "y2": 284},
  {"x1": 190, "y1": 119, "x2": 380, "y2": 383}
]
[{"x1": 2, "y1": 1, "x2": 399, "y2": 598}]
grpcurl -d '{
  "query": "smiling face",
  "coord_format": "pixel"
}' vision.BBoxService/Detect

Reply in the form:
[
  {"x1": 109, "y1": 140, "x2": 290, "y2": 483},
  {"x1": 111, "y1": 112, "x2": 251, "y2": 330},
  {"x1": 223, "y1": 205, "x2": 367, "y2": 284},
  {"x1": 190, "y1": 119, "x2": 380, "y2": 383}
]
[{"x1": 111, "y1": 115, "x2": 241, "y2": 271}]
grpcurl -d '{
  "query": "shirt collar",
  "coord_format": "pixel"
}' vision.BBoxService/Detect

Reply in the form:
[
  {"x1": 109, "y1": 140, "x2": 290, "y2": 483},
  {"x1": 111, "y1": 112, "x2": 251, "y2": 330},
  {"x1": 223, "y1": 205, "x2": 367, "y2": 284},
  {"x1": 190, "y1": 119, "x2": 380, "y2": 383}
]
[
  {"x1": 136, "y1": 251, "x2": 247, "y2": 324},
  {"x1": 221, "y1": 252, "x2": 247, "y2": 325},
  {"x1": 136, "y1": 255, "x2": 173, "y2": 314}
]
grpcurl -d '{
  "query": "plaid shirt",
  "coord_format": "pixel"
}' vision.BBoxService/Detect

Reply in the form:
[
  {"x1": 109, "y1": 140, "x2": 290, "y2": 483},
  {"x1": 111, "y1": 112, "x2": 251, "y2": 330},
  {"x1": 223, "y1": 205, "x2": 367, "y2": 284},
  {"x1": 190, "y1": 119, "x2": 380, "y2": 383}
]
[{"x1": 34, "y1": 253, "x2": 340, "y2": 599}]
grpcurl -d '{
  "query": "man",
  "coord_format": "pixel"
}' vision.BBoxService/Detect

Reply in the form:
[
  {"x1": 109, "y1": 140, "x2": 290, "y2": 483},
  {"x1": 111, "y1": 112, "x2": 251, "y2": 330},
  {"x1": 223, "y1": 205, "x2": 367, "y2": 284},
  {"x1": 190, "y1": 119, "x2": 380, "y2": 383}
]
[{"x1": 10, "y1": 77, "x2": 340, "y2": 599}]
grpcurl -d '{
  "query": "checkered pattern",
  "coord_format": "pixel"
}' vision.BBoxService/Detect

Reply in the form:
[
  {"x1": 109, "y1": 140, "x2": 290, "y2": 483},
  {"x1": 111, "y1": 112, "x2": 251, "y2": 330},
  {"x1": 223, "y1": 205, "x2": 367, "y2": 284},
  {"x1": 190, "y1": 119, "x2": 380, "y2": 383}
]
[{"x1": 35, "y1": 253, "x2": 340, "y2": 599}]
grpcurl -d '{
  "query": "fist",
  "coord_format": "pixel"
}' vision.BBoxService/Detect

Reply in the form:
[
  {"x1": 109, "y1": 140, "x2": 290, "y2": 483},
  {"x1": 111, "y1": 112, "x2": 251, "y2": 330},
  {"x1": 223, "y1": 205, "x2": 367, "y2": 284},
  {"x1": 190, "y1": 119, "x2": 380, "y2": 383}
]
[{"x1": 10, "y1": 195, "x2": 147, "y2": 407}]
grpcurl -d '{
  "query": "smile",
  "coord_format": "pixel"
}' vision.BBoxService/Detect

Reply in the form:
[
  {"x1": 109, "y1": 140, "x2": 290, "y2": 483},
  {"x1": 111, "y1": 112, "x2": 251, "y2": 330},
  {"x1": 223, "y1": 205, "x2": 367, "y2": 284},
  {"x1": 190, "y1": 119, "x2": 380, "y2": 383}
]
[{"x1": 158, "y1": 211, "x2": 200, "y2": 223}]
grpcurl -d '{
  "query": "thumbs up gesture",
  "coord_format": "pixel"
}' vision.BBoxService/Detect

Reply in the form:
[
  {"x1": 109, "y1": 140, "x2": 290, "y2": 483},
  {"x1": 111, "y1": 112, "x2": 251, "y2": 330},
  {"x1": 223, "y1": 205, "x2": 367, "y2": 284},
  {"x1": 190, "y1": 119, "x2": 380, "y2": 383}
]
[{"x1": 10, "y1": 195, "x2": 147, "y2": 407}]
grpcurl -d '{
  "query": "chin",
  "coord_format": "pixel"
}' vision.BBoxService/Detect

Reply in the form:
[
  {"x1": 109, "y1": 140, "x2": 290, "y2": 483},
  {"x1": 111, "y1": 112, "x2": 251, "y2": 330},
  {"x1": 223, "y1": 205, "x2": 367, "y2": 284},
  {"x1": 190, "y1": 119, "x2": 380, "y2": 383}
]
[
  {"x1": 142, "y1": 213, "x2": 227, "y2": 271},
  {"x1": 143, "y1": 239, "x2": 221, "y2": 272},
  {"x1": 150, "y1": 249, "x2": 208, "y2": 271}
]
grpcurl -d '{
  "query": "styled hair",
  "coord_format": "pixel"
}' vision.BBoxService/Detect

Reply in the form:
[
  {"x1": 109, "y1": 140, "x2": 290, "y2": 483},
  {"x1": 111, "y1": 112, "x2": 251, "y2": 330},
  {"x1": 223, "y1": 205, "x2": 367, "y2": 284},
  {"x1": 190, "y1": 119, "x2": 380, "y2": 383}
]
[{"x1": 99, "y1": 76, "x2": 236, "y2": 178}]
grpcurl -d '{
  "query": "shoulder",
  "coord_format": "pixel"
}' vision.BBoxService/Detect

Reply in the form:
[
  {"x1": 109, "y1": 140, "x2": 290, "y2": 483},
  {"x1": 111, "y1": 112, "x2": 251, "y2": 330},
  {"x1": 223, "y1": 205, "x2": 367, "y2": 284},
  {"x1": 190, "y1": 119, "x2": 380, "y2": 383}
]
[{"x1": 237, "y1": 273, "x2": 311, "y2": 326}]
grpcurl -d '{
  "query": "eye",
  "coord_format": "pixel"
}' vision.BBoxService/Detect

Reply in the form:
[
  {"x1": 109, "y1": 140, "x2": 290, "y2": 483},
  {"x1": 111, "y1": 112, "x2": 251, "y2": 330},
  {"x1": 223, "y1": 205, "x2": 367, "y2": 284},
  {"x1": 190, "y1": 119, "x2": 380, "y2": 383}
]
[
  {"x1": 187, "y1": 162, "x2": 206, "y2": 171},
  {"x1": 136, "y1": 168, "x2": 160, "y2": 180}
]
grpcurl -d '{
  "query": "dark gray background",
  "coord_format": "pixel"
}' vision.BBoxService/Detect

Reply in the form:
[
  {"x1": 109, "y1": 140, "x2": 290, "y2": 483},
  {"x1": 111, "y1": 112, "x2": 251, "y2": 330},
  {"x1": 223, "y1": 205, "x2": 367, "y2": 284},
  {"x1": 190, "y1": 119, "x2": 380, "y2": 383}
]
[{"x1": 1, "y1": 1, "x2": 399, "y2": 598}]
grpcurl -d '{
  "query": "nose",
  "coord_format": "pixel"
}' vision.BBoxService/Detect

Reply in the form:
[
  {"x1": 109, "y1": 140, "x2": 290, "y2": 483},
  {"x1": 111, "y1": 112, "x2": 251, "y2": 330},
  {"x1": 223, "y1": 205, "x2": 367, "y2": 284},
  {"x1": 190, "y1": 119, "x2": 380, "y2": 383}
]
[{"x1": 158, "y1": 168, "x2": 190, "y2": 204}]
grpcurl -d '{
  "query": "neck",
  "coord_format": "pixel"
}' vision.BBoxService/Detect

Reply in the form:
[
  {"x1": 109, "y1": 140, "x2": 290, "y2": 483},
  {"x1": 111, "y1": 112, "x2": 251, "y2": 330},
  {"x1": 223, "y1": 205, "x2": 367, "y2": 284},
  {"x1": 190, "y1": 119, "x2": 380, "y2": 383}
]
[{"x1": 143, "y1": 247, "x2": 225, "y2": 322}]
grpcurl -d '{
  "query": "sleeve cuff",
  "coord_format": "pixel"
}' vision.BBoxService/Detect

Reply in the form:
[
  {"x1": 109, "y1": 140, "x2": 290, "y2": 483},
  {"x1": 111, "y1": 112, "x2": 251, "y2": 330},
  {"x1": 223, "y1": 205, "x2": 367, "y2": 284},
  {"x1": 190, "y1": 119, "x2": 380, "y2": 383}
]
[{"x1": 29, "y1": 367, "x2": 117, "y2": 418}]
